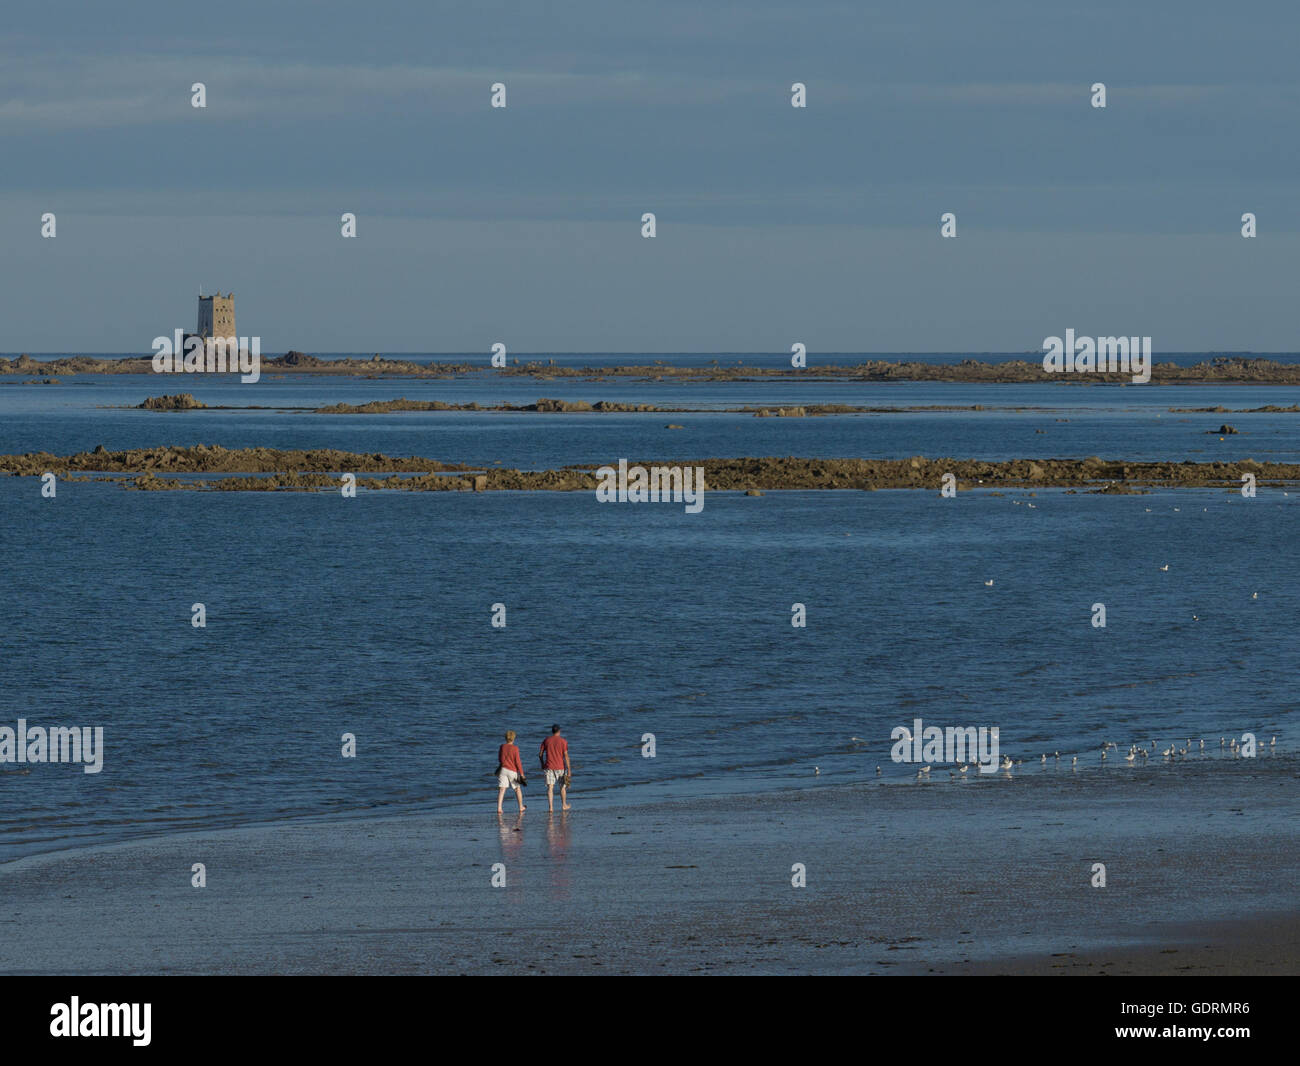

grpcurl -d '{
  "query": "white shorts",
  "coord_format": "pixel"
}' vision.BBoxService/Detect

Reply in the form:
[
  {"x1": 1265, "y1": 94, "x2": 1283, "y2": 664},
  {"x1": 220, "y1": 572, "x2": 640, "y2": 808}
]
[
  {"x1": 497, "y1": 768, "x2": 520, "y2": 789},
  {"x1": 545, "y1": 769, "x2": 568, "y2": 787}
]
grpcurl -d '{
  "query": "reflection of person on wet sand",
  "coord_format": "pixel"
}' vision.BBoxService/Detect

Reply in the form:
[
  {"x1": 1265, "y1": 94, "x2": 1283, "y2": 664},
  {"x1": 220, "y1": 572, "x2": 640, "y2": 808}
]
[
  {"x1": 543, "y1": 805, "x2": 572, "y2": 896},
  {"x1": 497, "y1": 809, "x2": 525, "y2": 866},
  {"x1": 539, "y1": 724, "x2": 571, "y2": 812},
  {"x1": 496, "y1": 730, "x2": 526, "y2": 814}
]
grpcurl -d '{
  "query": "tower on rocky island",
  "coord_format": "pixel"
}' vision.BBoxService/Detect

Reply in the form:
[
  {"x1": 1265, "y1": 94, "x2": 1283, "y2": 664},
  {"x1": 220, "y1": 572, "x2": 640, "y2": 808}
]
[{"x1": 196, "y1": 293, "x2": 235, "y2": 339}]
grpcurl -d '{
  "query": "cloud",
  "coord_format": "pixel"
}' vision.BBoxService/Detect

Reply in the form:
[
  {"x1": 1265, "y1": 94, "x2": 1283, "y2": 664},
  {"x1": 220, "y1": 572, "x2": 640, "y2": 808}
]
[
  {"x1": 5, "y1": 42, "x2": 1286, "y2": 134},
  {"x1": 0, "y1": 52, "x2": 771, "y2": 131}
]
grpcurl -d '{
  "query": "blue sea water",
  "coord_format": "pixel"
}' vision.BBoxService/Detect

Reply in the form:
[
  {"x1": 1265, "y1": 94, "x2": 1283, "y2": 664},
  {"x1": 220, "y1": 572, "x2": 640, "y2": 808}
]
[
  {"x1": 2, "y1": 372, "x2": 1299, "y2": 466},
  {"x1": 0, "y1": 366, "x2": 1295, "y2": 860}
]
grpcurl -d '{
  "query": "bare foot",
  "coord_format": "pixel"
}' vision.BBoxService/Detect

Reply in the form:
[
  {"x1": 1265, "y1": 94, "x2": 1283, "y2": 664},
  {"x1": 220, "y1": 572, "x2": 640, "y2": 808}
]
[{"x1": 562, "y1": 804, "x2": 571, "y2": 811}]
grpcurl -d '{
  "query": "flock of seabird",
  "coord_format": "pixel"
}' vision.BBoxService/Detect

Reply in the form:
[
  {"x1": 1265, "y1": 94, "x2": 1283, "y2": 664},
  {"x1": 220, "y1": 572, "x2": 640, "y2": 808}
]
[{"x1": 856, "y1": 735, "x2": 1279, "y2": 781}]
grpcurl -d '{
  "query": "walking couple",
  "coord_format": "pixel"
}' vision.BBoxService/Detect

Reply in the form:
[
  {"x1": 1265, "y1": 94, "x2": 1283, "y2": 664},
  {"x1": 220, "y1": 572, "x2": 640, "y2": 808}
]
[{"x1": 496, "y1": 725, "x2": 572, "y2": 814}]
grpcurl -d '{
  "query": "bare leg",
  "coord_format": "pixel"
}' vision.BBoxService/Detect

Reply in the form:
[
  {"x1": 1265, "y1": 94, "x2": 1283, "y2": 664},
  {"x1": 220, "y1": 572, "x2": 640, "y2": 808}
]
[
  {"x1": 561, "y1": 783, "x2": 570, "y2": 811},
  {"x1": 515, "y1": 785, "x2": 526, "y2": 812},
  {"x1": 497, "y1": 786, "x2": 507, "y2": 814},
  {"x1": 546, "y1": 781, "x2": 555, "y2": 812}
]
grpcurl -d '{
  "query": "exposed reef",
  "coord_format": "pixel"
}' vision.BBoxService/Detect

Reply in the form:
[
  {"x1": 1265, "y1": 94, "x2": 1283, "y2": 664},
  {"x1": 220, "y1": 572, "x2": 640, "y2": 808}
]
[
  {"x1": 138, "y1": 393, "x2": 207, "y2": 410},
  {"x1": 2, "y1": 447, "x2": 1294, "y2": 494},
  {"x1": 310, "y1": 398, "x2": 1003, "y2": 416}
]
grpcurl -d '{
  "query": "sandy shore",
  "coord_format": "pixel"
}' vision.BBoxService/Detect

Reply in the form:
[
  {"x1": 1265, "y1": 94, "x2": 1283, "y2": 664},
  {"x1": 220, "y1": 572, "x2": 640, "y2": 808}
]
[
  {"x1": 1, "y1": 756, "x2": 1295, "y2": 975},
  {"x1": 945, "y1": 913, "x2": 1300, "y2": 975}
]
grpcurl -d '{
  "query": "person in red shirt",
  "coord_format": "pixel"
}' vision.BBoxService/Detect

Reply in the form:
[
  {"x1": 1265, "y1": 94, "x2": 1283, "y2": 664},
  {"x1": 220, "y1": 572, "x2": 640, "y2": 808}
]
[
  {"x1": 539, "y1": 724, "x2": 571, "y2": 812},
  {"x1": 496, "y1": 730, "x2": 526, "y2": 814}
]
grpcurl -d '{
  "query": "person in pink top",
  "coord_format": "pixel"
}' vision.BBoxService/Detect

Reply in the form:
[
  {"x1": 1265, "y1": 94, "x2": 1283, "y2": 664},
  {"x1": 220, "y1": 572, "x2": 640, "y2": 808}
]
[
  {"x1": 496, "y1": 730, "x2": 526, "y2": 814},
  {"x1": 538, "y1": 724, "x2": 571, "y2": 812}
]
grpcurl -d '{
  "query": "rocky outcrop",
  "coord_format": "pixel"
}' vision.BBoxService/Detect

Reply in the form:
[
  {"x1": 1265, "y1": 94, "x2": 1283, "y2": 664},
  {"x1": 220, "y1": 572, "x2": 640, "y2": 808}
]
[
  {"x1": 534, "y1": 398, "x2": 593, "y2": 412},
  {"x1": 315, "y1": 398, "x2": 471, "y2": 414},
  {"x1": 312, "y1": 398, "x2": 1004, "y2": 416},
  {"x1": 0, "y1": 444, "x2": 471, "y2": 476},
  {"x1": 138, "y1": 394, "x2": 207, "y2": 411},
  {"x1": 276, "y1": 351, "x2": 321, "y2": 367},
  {"x1": 5, "y1": 449, "x2": 1297, "y2": 493}
]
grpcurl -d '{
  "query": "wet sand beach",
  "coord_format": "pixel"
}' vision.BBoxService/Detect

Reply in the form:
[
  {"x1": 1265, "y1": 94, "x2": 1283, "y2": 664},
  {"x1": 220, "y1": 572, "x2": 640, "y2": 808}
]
[
  {"x1": 948, "y1": 914, "x2": 1300, "y2": 975},
  {"x1": 2, "y1": 755, "x2": 1294, "y2": 975}
]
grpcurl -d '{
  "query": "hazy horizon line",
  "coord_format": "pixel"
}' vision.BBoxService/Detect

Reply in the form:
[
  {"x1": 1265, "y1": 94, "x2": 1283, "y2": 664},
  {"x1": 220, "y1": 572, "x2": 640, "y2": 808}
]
[{"x1": 6, "y1": 350, "x2": 1297, "y2": 359}]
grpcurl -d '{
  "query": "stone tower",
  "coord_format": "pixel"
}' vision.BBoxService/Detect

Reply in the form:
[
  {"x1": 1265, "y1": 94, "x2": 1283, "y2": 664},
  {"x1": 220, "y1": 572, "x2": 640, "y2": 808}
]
[{"x1": 197, "y1": 293, "x2": 236, "y2": 339}]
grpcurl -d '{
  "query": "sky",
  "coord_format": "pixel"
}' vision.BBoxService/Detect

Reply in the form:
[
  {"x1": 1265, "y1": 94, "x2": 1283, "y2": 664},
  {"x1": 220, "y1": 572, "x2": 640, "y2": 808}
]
[{"x1": 2, "y1": 0, "x2": 1298, "y2": 352}]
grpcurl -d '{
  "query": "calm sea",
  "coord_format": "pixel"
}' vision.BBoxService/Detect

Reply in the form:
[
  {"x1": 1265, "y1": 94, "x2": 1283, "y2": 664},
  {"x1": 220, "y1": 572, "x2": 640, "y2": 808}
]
[{"x1": 0, "y1": 365, "x2": 1295, "y2": 859}]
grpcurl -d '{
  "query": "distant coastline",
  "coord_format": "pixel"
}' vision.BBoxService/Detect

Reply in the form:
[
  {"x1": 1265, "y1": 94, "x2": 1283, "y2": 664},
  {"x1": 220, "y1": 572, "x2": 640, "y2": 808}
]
[{"x1": 5, "y1": 352, "x2": 1300, "y2": 384}]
